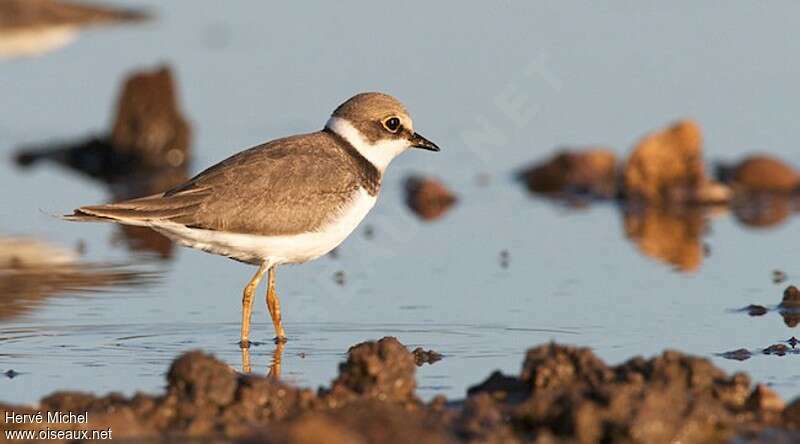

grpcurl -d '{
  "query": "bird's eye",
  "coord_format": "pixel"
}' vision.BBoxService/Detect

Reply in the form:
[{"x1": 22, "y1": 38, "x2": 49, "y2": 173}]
[{"x1": 382, "y1": 117, "x2": 401, "y2": 133}]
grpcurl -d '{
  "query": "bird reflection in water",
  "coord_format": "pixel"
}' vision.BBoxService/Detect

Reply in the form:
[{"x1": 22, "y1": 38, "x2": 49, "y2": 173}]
[{"x1": 241, "y1": 342, "x2": 285, "y2": 378}]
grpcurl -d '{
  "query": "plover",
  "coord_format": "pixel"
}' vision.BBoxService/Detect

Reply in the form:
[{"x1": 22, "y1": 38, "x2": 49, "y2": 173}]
[{"x1": 65, "y1": 92, "x2": 440, "y2": 346}]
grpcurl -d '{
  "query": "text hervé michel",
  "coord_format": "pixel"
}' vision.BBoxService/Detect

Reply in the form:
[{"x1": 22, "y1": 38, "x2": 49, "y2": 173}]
[{"x1": 5, "y1": 410, "x2": 88, "y2": 424}]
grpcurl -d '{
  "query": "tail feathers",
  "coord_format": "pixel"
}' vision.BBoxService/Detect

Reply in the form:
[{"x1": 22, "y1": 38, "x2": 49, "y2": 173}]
[{"x1": 63, "y1": 191, "x2": 206, "y2": 227}]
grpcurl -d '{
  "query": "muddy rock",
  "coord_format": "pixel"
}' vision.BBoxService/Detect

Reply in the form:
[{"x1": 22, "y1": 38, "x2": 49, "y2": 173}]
[
  {"x1": 720, "y1": 348, "x2": 753, "y2": 361},
  {"x1": 519, "y1": 148, "x2": 617, "y2": 198},
  {"x1": 413, "y1": 347, "x2": 443, "y2": 366},
  {"x1": 461, "y1": 343, "x2": 779, "y2": 443},
  {"x1": 167, "y1": 351, "x2": 238, "y2": 406},
  {"x1": 15, "y1": 65, "x2": 190, "y2": 181},
  {"x1": 520, "y1": 343, "x2": 613, "y2": 390},
  {"x1": 745, "y1": 304, "x2": 768, "y2": 316},
  {"x1": 763, "y1": 344, "x2": 790, "y2": 356},
  {"x1": 405, "y1": 176, "x2": 457, "y2": 221},
  {"x1": 747, "y1": 385, "x2": 785, "y2": 413},
  {"x1": 723, "y1": 155, "x2": 800, "y2": 193},
  {"x1": 328, "y1": 337, "x2": 418, "y2": 404},
  {"x1": 111, "y1": 66, "x2": 191, "y2": 170},
  {"x1": 781, "y1": 285, "x2": 800, "y2": 307},
  {"x1": 622, "y1": 120, "x2": 727, "y2": 204}
]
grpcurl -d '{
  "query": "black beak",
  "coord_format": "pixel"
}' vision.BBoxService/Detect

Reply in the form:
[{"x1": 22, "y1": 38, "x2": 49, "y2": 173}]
[{"x1": 410, "y1": 132, "x2": 440, "y2": 152}]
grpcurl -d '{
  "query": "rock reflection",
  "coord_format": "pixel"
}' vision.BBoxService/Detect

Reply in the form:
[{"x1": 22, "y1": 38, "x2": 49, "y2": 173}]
[
  {"x1": 0, "y1": 236, "x2": 154, "y2": 321},
  {"x1": 14, "y1": 66, "x2": 191, "y2": 259},
  {"x1": 731, "y1": 193, "x2": 800, "y2": 229},
  {"x1": 622, "y1": 204, "x2": 708, "y2": 272}
]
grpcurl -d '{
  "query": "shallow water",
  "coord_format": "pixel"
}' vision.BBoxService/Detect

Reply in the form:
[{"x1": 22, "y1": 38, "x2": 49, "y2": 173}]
[{"x1": 3, "y1": 1, "x2": 800, "y2": 405}]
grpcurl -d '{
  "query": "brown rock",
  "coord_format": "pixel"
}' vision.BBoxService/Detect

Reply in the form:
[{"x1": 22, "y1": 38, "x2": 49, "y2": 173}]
[
  {"x1": 520, "y1": 342, "x2": 612, "y2": 391},
  {"x1": 412, "y1": 347, "x2": 443, "y2": 366},
  {"x1": 730, "y1": 155, "x2": 800, "y2": 192},
  {"x1": 404, "y1": 176, "x2": 457, "y2": 221},
  {"x1": 14, "y1": 65, "x2": 191, "y2": 180},
  {"x1": 501, "y1": 345, "x2": 761, "y2": 443},
  {"x1": 781, "y1": 285, "x2": 800, "y2": 307},
  {"x1": 111, "y1": 66, "x2": 191, "y2": 170},
  {"x1": 519, "y1": 148, "x2": 617, "y2": 197},
  {"x1": 623, "y1": 120, "x2": 707, "y2": 203},
  {"x1": 720, "y1": 348, "x2": 753, "y2": 361},
  {"x1": 329, "y1": 337, "x2": 418, "y2": 403},
  {"x1": 746, "y1": 384, "x2": 785, "y2": 413},
  {"x1": 763, "y1": 344, "x2": 789, "y2": 356},
  {"x1": 166, "y1": 350, "x2": 238, "y2": 406},
  {"x1": 746, "y1": 305, "x2": 768, "y2": 316}
]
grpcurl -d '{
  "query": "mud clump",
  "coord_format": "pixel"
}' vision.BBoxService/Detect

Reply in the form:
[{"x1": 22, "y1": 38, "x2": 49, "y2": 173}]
[
  {"x1": 781, "y1": 285, "x2": 800, "y2": 307},
  {"x1": 518, "y1": 148, "x2": 618, "y2": 198},
  {"x1": 720, "y1": 348, "x2": 753, "y2": 361},
  {"x1": 110, "y1": 66, "x2": 191, "y2": 171},
  {"x1": 412, "y1": 347, "x2": 443, "y2": 366},
  {"x1": 763, "y1": 344, "x2": 790, "y2": 356},
  {"x1": 15, "y1": 66, "x2": 190, "y2": 181},
  {"x1": 3, "y1": 339, "x2": 800, "y2": 443},
  {"x1": 745, "y1": 304, "x2": 768, "y2": 316},
  {"x1": 462, "y1": 343, "x2": 786, "y2": 443},
  {"x1": 327, "y1": 337, "x2": 418, "y2": 404},
  {"x1": 622, "y1": 120, "x2": 729, "y2": 204},
  {"x1": 720, "y1": 155, "x2": 800, "y2": 193},
  {"x1": 404, "y1": 176, "x2": 457, "y2": 221}
]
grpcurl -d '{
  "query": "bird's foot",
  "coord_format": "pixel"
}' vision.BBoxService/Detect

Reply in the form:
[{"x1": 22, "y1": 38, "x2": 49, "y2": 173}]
[{"x1": 239, "y1": 339, "x2": 251, "y2": 349}]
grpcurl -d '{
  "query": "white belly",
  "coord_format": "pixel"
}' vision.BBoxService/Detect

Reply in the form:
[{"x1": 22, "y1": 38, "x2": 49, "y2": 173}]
[{"x1": 150, "y1": 188, "x2": 377, "y2": 265}]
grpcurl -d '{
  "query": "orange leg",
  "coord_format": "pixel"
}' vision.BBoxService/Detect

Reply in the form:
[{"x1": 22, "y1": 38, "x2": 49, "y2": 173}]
[
  {"x1": 240, "y1": 263, "x2": 267, "y2": 348},
  {"x1": 266, "y1": 266, "x2": 287, "y2": 342}
]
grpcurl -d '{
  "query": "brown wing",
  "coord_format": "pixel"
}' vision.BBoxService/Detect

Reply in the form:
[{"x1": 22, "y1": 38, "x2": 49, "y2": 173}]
[{"x1": 67, "y1": 131, "x2": 363, "y2": 235}]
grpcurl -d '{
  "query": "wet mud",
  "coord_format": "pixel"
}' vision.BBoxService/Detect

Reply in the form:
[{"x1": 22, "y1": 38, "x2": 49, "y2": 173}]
[
  {"x1": 3, "y1": 337, "x2": 800, "y2": 443},
  {"x1": 404, "y1": 176, "x2": 457, "y2": 221}
]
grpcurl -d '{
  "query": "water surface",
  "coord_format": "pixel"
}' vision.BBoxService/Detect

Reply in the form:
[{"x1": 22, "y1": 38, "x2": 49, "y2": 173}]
[{"x1": 3, "y1": 1, "x2": 800, "y2": 404}]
